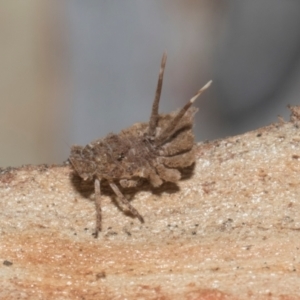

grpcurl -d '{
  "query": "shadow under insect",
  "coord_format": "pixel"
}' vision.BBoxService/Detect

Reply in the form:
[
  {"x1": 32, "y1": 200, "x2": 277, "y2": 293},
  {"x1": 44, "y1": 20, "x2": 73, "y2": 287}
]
[
  {"x1": 69, "y1": 52, "x2": 211, "y2": 237},
  {"x1": 70, "y1": 164, "x2": 195, "y2": 217},
  {"x1": 70, "y1": 162, "x2": 195, "y2": 208},
  {"x1": 70, "y1": 170, "x2": 185, "y2": 216}
]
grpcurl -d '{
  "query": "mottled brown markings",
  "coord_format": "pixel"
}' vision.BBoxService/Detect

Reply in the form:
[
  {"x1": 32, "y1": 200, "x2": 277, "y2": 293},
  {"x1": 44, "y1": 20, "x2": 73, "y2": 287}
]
[{"x1": 69, "y1": 52, "x2": 211, "y2": 237}]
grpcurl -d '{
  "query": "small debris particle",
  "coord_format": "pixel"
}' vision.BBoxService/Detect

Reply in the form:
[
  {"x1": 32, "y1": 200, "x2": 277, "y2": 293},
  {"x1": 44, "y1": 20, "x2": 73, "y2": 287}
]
[
  {"x1": 289, "y1": 105, "x2": 300, "y2": 122},
  {"x1": 105, "y1": 231, "x2": 118, "y2": 237},
  {"x1": 96, "y1": 271, "x2": 106, "y2": 280},
  {"x1": 123, "y1": 229, "x2": 132, "y2": 236},
  {"x1": 3, "y1": 260, "x2": 13, "y2": 266}
]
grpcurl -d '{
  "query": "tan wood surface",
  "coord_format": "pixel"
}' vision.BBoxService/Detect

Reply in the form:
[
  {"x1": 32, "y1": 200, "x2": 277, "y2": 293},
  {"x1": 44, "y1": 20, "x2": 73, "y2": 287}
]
[{"x1": 1, "y1": 107, "x2": 300, "y2": 299}]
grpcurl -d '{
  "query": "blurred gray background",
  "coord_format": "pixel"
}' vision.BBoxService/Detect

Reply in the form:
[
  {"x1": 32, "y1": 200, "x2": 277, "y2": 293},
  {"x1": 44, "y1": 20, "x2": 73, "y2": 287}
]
[{"x1": 1, "y1": 0, "x2": 300, "y2": 167}]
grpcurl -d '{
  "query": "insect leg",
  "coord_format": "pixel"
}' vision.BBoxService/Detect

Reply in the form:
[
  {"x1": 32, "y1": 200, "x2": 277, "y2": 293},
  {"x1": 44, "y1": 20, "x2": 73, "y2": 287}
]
[
  {"x1": 160, "y1": 148, "x2": 196, "y2": 168},
  {"x1": 156, "y1": 80, "x2": 212, "y2": 146},
  {"x1": 109, "y1": 182, "x2": 144, "y2": 223},
  {"x1": 94, "y1": 178, "x2": 101, "y2": 238},
  {"x1": 159, "y1": 130, "x2": 194, "y2": 156},
  {"x1": 148, "y1": 52, "x2": 167, "y2": 136},
  {"x1": 155, "y1": 164, "x2": 181, "y2": 182}
]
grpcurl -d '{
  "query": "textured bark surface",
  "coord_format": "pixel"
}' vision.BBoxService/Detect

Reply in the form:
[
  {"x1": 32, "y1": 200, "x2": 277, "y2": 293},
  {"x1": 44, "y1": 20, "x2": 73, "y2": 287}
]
[{"x1": 1, "y1": 107, "x2": 300, "y2": 299}]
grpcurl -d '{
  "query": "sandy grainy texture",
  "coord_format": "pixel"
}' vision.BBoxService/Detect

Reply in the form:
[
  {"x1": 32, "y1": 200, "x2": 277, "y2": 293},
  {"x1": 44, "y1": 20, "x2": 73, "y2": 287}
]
[{"x1": 1, "y1": 108, "x2": 300, "y2": 299}]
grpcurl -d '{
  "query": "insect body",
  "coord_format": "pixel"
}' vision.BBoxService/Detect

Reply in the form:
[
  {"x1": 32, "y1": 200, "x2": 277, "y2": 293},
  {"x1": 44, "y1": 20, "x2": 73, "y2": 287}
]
[{"x1": 69, "y1": 53, "x2": 211, "y2": 237}]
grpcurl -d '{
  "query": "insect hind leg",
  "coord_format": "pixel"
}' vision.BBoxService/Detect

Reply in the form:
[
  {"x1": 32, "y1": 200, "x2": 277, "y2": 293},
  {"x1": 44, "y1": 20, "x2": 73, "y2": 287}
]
[
  {"x1": 155, "y1": 80, "x2": 212, "y2": 146},
  {"x1": 94, "y1": 179, "x2": 102, "y2": 238},
  {"x1": 109, "y1": 182, "x2": 144, "y2": 223},
  {"x1": 148, "y1": 52, "x2": 167, "y2": 136}
]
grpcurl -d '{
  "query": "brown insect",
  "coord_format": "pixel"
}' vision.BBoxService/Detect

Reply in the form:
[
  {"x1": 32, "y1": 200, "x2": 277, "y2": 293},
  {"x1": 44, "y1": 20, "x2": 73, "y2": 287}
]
[{"x1": 69, "y1": 53, "x2": 211, "y2": 237}]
